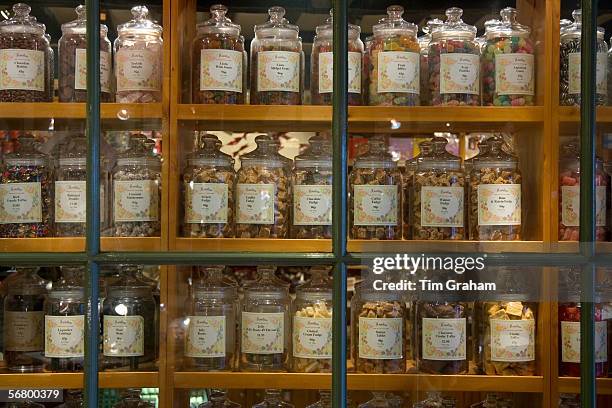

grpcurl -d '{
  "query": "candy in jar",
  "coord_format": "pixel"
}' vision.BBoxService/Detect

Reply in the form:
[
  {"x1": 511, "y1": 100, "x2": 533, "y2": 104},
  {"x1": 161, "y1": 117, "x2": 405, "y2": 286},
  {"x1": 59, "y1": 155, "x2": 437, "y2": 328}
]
[
  {"x1": 558, "y1": 142, "x2": 609, "y2": 241},
  {"x1": 192, "y1": 5, "x2": 246, "y2": 104},
  {"x1": 0, "y1": 3, "x2": 52, "y2": 102},
  {"x1": 252, "y1": 389, "x2": 294, "y2": 408},
  {"x1": 481, "y1": 8, "x2": 535, "y2": 106},
  {"x1": 367, "y1": 5, "x2": 420, "y2": 106},
  {"x1": 112, "y1": 389, "x2": 154, "y2": 408},
  {"x1": 349, "y1": 137, "x2": 402, "y2": 240},
  {"x1": 559, "y1": 9, "x2": 608, "y2": 106},
  {"x1": 428, "y1": 7, "x2": 480, "y2": 106},
  {"x1": 114, "y1": 6, "x2": 163, "y2": 103},
  {"x1": 250, "y1": 7, "x2": 303, "y2": 105},
  {"x1": 418, "y1": 19, "x2": 443, "y2": 106},
  {"x1": 311, "y1": 10, "x2": 363, "y2": 106},
  {"x1": 403, "y1": 140, "x2": 432, "y2": 239},
  {"x1": 198, "y1": 390, "x2": 241, "y2": 408}
]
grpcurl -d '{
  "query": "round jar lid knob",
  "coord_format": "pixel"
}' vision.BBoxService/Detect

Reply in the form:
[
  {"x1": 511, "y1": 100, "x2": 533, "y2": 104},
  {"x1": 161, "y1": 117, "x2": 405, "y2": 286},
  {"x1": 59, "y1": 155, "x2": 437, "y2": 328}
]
[
  {"x1": 572, "y1": 8, "x2": 581, "y2": 24},
  {"x1": 268, "y1": 6, "x2": 286, "y2": 22},
  {"x1": 75, "y1": 4, "x2": 86, "y2": 20},
  {"x1": 445, "y1": 7, "x2": 463, "y2": 22},
  {"x1": 12, "y1": 3, "x2": 31, "y2": 18},
  {"x1": 386, "y1": 5, "x2": 404, "y2": 19},
  {"x1": 500, "y1": 7, "x2": 517, "y2": 23},
  {"x1": 210, "y1": 4, "x2": 228, "y2": 20},
  {"x1": 131, "y1": 5, "x2": 149, "y2": 20}
]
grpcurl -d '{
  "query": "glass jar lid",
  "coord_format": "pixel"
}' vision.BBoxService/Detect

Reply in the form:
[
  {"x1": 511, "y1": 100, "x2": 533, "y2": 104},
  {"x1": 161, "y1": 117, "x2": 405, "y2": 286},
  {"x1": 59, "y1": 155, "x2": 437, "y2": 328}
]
[
  {"x1": 240, "y1": 135, "x2": 286, "y2": 169},
  {"x1": 4, "y1": 136, "x2": 47, "y2": 167},
  {"x1": 486, "y1": 7, "x2": 530, "y2": 40},
  {"x1": 254, "y1": 6, "x2": 299, "y2": 40},
  {"x1": 0, "y1": 3, "x2": 45, "y2": 35},
  {"x1": 560, "y1": 141, "x2": 580, "y2": 172},
  {"x1": 432, "y1": 7, "x2": 476, "y2": 40},
  {"x1": 7, "y1": 266, "x2": 47, "y2": 295},
  {"x1": 193, "y1": 265, "x2": 236, "y2": 299},
  {"x1": 561, "y1": 9, "x2": 605, "y2": 40},
  {"x1": 48, "y1": 265, "x2": 85, "y2": 298},
  {"x1": 196, "y1": 4, "x2": 241, "y2": 37},
  {"x1": 295, "y1": 135, "x2": 332, "y2": 169},
  {"x1": 418, "y1": 18, "x2": 443, "y2": 49},
  {"x1": 353, "y1": 136, "x2": 396, "y2": 169},
  {"x1": 244, "y1": 265, "x2": 289, "y2": 300},
  {"x1": 187, "y1": 134, "x2": 233, "y2": 168},
  {"x1": 59, "y1": 136, "x2": 87, "y2": 167},
  {"x1": 296, "y1": 266, "x2": 332, "y2": 301},
  {"x1": 117, "y1": 6, "x2": 162, "y2": 37},
  {"x1": 372, "y1": 5, "x2": 417, "y2": 38},
  {"x1": 61, "y1": 5, "x2": 108, "y2": 36},
  {"x1": 116, "y1": 135, "x2": 161, "y2": 168},
  {"x1": 315, "y1": 9, "x2": 360, "y2": 40},
  {"x1": 417, "y1": 136, "x2": 461, "y2": 170},
  {"x1": 107, "y1": 264, "x2": 153, "y2": 297},
  {"x1": 473, "y1": 136, "x2": 518, "y2": 169}
]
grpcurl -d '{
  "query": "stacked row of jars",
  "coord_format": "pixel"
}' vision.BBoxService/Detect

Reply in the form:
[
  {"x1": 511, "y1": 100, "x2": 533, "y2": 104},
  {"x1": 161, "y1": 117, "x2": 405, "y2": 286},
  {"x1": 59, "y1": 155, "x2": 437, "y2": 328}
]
[
  {"x1": 0, "y1": 3, "x2": 163, "y2": 103},
  {"x1": 2, "y1": 265, "x2": 158, "y2": 373},
  {"x1": 0, "y1": 134, "x2": 161, "y2": 238}
]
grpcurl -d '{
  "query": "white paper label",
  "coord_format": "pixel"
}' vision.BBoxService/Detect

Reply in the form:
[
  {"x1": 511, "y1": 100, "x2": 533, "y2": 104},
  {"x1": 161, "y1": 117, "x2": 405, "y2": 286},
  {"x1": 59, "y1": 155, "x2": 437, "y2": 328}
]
[
  {"x1": 569, "y1": 52, "x2": 608, "y2": 95},
  {"x1": 55, "y1": 181, "x2": 86, "y2": 223},
  {"x1": 185, "y1": 316, "x2": 226, "y2": 358},
  {"x1": 103, "y1": 315, "x2": 145, "y2": 357},
  {"x1": 0, "y1": 182, "x2": 42, "y2": 224},
  {"x1": 561, "y1": 185, "x2": 606, "y2": 227},
  {"x1": 358, "y1": 317, "x2": 403, "y2": 359},
  {"x1": 561, "y1": 320, "x2": 607, "y2": 363},
  {"x1": 440, "y1": 53, "x2": 480, "y2": 95},
  {"x1": 113, "y1": 180, "x2": 159, "y2": 222},
  {"x1": 293, "y1": 184, "x2": 332, "y2": 226},
  {"x1": 75, "y1": 49, "x2": 111, "y2": 92},
  {"x1": 241, "y1": 312, "x2": 284, "y2": 354},
  {"x1": 116, "y1": 49, "x2": 160, "y2": 92},
  {"x1": 4, "y1": 311, "x2": 44, "y2": 351},
  {"x1": 184, "y1": 182, "x2": 229, "y2": 224},
  {"x1": 199, "y1": 49, "x2": 243, "y2": 93},
  {"x1": 477, "y1": 184, "x2": 521, "y2": 226},
  {"x1": 420, "y1": 186, "x2": 464, "y2": 227},
  {"x1": 422, "y1": 318, "x2": 467, "y2": 361},
  {"x1": 257, "y1": 51, "x2": 300, "y2": 92},
  {"x1": 236, "y1": 183, "x2": 275, "y2": 224},
  {"x1": 45, "y1": 315, "x2": 85, "y2": 358},
  {"x1": 293, "y1": 316, "x2": 332, "y2": 359},
  {"x1": 495, "y1": 53, "x2": 535, "y2": 95},
  {"x1": 490, "y1": 319, "x2": 535, "y2": 362},
  {"x1": 376, "y1": 51, "x2": 420, "y2": 94},
  {"x1": 353, "y1": 185, "x2": 398, "y2": 226},
  {"x1": 318, "y1": 51, "x2": 361, "y2": 94},
  {"x1": 0, "y1": 49, "x2": 45, "y2": 91}
]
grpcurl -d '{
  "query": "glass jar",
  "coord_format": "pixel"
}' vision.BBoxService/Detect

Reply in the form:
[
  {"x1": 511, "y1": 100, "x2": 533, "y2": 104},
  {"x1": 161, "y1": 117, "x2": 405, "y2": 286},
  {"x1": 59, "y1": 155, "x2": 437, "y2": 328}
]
[
  {"x1": 58, "y1": 5, "x2": 113, "y2": 102},
  {"x1": 0, "y1": 136, "x2": 53, "y2": 237},
  {"x1": 112, "y1": 389, "x2": 154, "y2": 408},
  {"x1": 306, "y1": 391, "x2": 331, "y2": 408},
  {"x1": 44, "y1": 266, "x2": 85, "y2": 372},
  {"x1": 367, "y1": 6, "x2": 420, "y2": 106},
  {"x1": 252, "y1": 390, "x2": 294, "y2": 408},
  {"x1": 291, "y1": 135, "x2": 332, "y2": 238},
  {"x1": 250, "y1": 7, "x2": 303, "y2": 105},
  {"x1": 416, "y1": 293, "x2": 470, "y2": 374},
  {"x1": 558, "y1": 394, "x2": 580, "y2": 408},
  {"x1": 292, "y1": 266, "x2": 332, "y2": 372},
  {"x1": 558, "y1": 142, "x2": 609, "y2": 241},
  {"x1": 418, "y1": 19, "x2": 443, "y2": 106},
  {"x1": 311, "y1": 10, "x2": 363, "y2": 106},
  {"x1": 412, "y1": 137, "x2": 465, "y2": 240},
  {"x1": 240, "y1": 266, "x2": 290, "y2": 372},
  {"x1": 182, "y1": 134, "x2": 235, "y2": 238},
  {"x1": 184, "y1": 266, "x2": 237, "y2": 371},
  {"x1": 3, "y1": 266, "x2": 47, "y2": 372},
  {"x1": 414, "y1": 392, "x2": 443, "y2": 408},
  {"x1": 114, "y1": 6, "x2": 163, "y2": 103},
  {"x1": 468, "y1": 137, "x2": 522, "y2": 241},
  {"x1": 199, "y1": 390, "x2": 241, "y2": 408},
  {"x1": 403, "y1": 140, "x2": 432, "y2": 239},
  {"x1": 56, "y1": 390, "x2": 83, "y2": 408},
  {"x1": 349, "y1": 137, "x2": 402, "y2": 240},
  {"x1": 558, "y1": 293, "x2": 608, "y2": 377},
  {"x1": 559, "y1": 9, "x2": 608, "y2": 106},
  {"x1": 111, "y1": 136, "x2": 161, "y2": 237},
  {"x1": 236, "y1": 135, "x2": 290, "y2": 238},
  {"x1": 482, "y1": 8, "x2": 535, "y2": 106},
  {"x1": 102, "y1": 265, "x2": 157, "y2": 371},
  {"x1": 0, "y1": 3, "x2": 51, "y2": 102},
  {"x1": 428, "y1": 7, "x2": 480, "y2": 106},
  {"x1": 351, "y1": 282, "x2": 405, "y2": 373},
  {"x1": 358, "y1": 393, "x2": 391, "y2": 408},
  {"x1": 192, "y1": 5, "x2": 246, "y2": 104}
]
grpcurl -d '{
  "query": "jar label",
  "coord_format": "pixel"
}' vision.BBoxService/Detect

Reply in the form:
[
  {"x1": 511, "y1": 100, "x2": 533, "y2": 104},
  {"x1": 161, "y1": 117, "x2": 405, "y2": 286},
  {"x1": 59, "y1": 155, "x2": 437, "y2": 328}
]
[
  {"x1": 75, "y1": 49, "x2": 112, "y2": 92},
  {"x1": 353, "y1": 185, "x2": 398, "y2": 226},
  {"x1": 0, "y1": 49, "x2": 45, "y2": 91},
  {"x1": 236, "y1": 183, "x2": 275, "y2": 224},
  {"x1": 440, "y1": 53, "x2": 480, "y2": 95},
  {"x1": 116, "y1": 49, "x2": 160, "y2": 92},
  {"x1": 358, "y1": 317, "x2": 403, "y2": 360},
  {"x1": 185, "y1": 182, "x2": 229, "y2": 224},
  {"x1": 318, "y1": 51, "x2": 361, "y2": 94},
  {"x1": 561, "y1": 185, "x2": 606, "y2": 227},
  {"x1": 257, "y1": 51, "x2": 300, "y2": 92},
  {"x1": 45, "y1": 315, "x2": 85, "y2": 358},
  {"x1": 293, "y1": 184, "x2": 332, "y2": 226},
  {"x1": 376, "y1": 51, "x2": 419, "y2": 94},
  {"x1": 55, "y1": 181, "x2": 86, "y2": 223},
  {"x1": 185, "y1": 315, "x2": 226, "y2": 358},
  {"x1": 477, "y1": 184, "x2": 521, "y2": 226},
  {"x1": 4, "y1": 311, "x2": 44, "y2": 351},
  {"x1": 495, "y1": 53, "x2": 534, "y2": 96},
  {"x1": 113, "y1": 180, "x2": 159, "y2": 222},
  {"x1": 103, "y1": 315, "x2": 145, "y2": 357},
  {"x1": 422, "y1": 317, "x2": 467, "y2": 361},
  {"x1": 0, "y1": 182, "x2": 42, "y2": 224},
  {"x1": 568, "y1": 52, "x2": 607, "y2": 95},
  {"x1": 241, "y1": 311, "x2": 284, "y2": 354},
  {"x1": 420, "y1": 186, "x2": 464, "y2": 227},
  {"x1": 293, "y1": 316, "x2": 332, "y2": 359},
  {"x1": 200, "y1": 49, "x2": 243, "y2": 93},
  {"x1": 490, "y1": 319, "x2": 535, "y2": 362},
  {"x1": 561, "y1": 320, "x2": 607, "y2": 363}
]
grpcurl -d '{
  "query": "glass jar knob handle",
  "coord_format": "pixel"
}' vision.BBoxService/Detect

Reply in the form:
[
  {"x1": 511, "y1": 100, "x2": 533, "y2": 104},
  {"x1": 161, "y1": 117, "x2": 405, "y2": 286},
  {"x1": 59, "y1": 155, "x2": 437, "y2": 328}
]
[
  {"x1": 210, "y1": 4, "x2": 228, "y2": 21},
  {"x1": 500, "y1": 7, "x2": 517, "y2": 24},
  {"x1": 75, "y1": 5, "x2": 86, "y2": 20},
  {"x1": 572, "y1": 9, "x2": 582, "y2": 24},
  {"x1": 131, "y1": 5, "x2": 149, "y2": 20},
  {"x1": 268, "y1": 6, "x2": 286, "y2": 22},
  {"x1": 12, "y1": 3, "x2": 31, "y2": 18},
  {"x1": 386, "y1": 5, "x2": 404, "y2": 20},
  {"x1": 445, "y1": 7, "x2": 463, "y2": 23}
]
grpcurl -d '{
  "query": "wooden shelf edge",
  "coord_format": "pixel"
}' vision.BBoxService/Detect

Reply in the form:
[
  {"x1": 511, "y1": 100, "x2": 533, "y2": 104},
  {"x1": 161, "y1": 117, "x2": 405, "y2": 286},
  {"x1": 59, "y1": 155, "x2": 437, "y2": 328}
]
[
  {"x1": 558, "y1": 377, "x2": 612, "y2": 395},
  {"x1": 557, "y1": 106, "x2": 612, "y2": 123},
  {"x1": 0, "y1": 238, "x2": 85, "y2": 253},
  {"x1": 0, "y1": 103, "x2": 162, "y2": 120},
  {"x1": 173, "y1": 238, "x2": 332, "y2": 252},
  {"x1": 347, "y1": 240, "x2": 545, "y2": 253},
  {"x1": 0, "y1": 372, "x2": 158, "y2": 388},
  {"x1": 100, "y1": 237, "x2": 162, "y2": 252}
]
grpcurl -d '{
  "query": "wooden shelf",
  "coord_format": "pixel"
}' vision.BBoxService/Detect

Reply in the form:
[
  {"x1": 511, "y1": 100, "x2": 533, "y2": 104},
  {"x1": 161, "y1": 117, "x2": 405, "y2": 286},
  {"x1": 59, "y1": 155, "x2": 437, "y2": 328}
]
[
  {"x1": 174, "y1": 372, "x2": 543, "y2": 392},
  {"x1": 347, "y1": 240, "x2": 545, "y2": 253},
  {"x1": 0, "y1": 237, "x2": 161, "y2": 253},
  {"x1": 0, "y1": 371, "x2": 158, "y2": 388},
  {"x1": 173, "y1": 238, "x2": 331, "y2": 252},
  {"x1": 100, "y1": 237, "x2": 162, "y2": 252},
  {"x1": 176, "y1": 105, "x2": 545, "y2": 133},
  {"x1": 557, "y1": 106, "x2": 612, "y2": 123},
  {"x1": 557, "y1": 378, "x2": 612, "y2": 395},
  {"x1": 0, "y1": 103, "x2": 163, "y2": 119}
]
